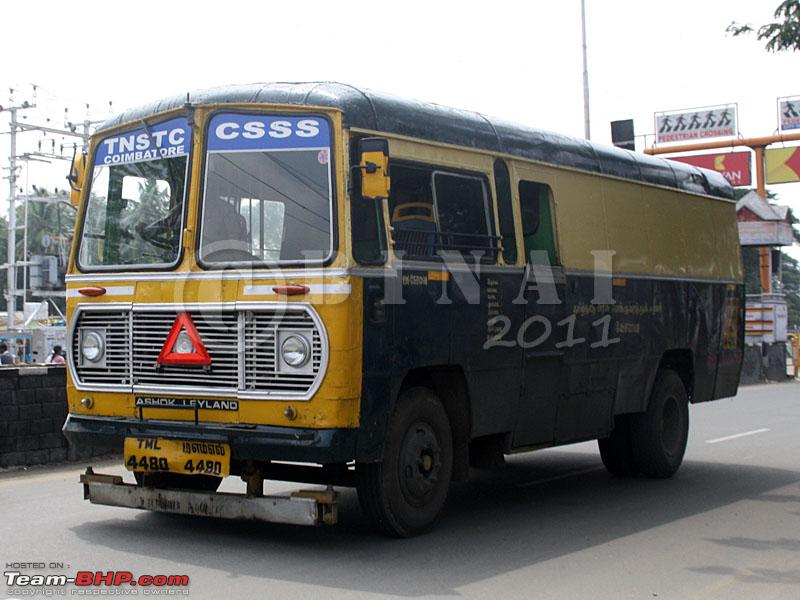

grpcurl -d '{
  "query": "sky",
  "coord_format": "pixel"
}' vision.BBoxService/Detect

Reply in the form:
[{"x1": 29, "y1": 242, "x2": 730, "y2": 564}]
[{"x1": 1, "y1": 0, "x2": 798, "y2": 253}]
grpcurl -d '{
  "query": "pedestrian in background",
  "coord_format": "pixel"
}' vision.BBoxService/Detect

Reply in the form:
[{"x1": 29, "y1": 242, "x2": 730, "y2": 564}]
[
  {"x1": 0, "y1": 342, "x2": 14, "y2": 365},
  {"x1": 46, "y1": 345, "x2": 65, "y2": 365}
]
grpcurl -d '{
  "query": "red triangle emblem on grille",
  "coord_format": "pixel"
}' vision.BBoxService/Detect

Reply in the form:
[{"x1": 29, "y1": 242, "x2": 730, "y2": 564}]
[{"x1": 157, "y1": 312, "x2": 212, "y2": 366}]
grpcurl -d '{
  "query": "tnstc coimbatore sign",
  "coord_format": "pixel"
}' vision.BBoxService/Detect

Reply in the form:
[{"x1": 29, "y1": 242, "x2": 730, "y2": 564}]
[
  {"x1": 655, "y1": 105, "x2": 737, "y2": 144},
  {"x1": 668, "y1": 151, "x2": 751, "y2": 187}
]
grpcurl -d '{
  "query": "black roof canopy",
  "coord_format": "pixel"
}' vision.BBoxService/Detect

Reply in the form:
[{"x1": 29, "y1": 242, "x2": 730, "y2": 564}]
[{"x1": 98, "y1": 81, "x2": 734, "y2": 200}]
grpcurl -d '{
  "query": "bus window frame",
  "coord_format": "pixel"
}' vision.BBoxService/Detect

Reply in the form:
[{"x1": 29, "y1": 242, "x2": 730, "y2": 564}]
[
  {"x1": 386, "y1": 159, "x2": 498, "y2": 264},
  {"x1": 517, "y1": 178, "x2": 560, "y2": 266},
  {"x1": 74, "y1": 115, "x2": 194, "y2": 274},
  {"x1": 195, "y1": 108, "x2": 339, "y2": 271},
  {"x1": 492, "y1": 158, "x2": 520, "y2": 266}
]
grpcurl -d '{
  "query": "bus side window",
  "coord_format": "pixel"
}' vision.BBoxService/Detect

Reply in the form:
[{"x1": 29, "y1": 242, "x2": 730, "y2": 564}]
[
  {"x1": 387, "y1": 163, "x2": 437, "y2": 258},
  {"x1": 351, "y1": 196, "x2": 387, "y2": 264},
  {"x1": 388, "y1": 162, "x2": 496, "y2": 261},
  {"x1": 432, "y1": 171, "x2": 495, "y2": 261},
  {"x1": 494, "y1": 159, "x2": 517, "y2": 264},
  {"x1": 518, "y1": 180, "x2": 558, "y2": 266}
]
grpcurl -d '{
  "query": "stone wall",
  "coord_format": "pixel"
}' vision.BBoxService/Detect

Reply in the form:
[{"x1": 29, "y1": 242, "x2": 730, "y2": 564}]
[
  {"x1": 740, "y1": 343, "x2": 792, "y2": 385},
  {"x1": 0, "y1": 366, "x2": 108, "y2": 468}
]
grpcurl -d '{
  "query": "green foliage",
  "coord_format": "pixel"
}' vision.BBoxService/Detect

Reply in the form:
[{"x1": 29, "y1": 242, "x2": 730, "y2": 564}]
[
  {"x1": 21, "y1": 187, "x2": 75, "y2": 263},
  {"x1": 742, "y1": 247, "x2": 762, "y2": 296},
  {"x1": 734, "y1": 248, "x2": 799, "y2": 328},
  {"x1": 728, "y1": 1, "x2": 800, "y2": 52},
  {"x1": 783, "y1": 252, "x2": 800, "y2": 329},
  {"x1": 732, "y1": 187, "x2": 777, "y2": 201},
  {"x1": 121, "y1": 178, "x2": 171, "y2": 261}
]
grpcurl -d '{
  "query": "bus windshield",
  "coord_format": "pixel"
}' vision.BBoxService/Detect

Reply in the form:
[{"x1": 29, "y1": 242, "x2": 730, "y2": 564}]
[
  {"x1": 77, "y1": 117, "x2": 191, "y2": 269},
  {"x1": 199, "y1": 114, "x2": 333, "y2": 265}
]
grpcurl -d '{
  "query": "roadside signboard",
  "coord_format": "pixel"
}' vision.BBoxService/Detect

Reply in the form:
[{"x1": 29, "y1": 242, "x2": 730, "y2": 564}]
[
  {"x1": 778, "y1": 96, "x2": 800, "y2": 132},
  {"x1": 668, "y1": 151, "x2": 751, "y2": 186},
  {"x1": 765, "y1": 146, "x2": 800, "y2": 184},
  {"x1": 655, "y1": 105, "x2": 737, "y2": 144}
]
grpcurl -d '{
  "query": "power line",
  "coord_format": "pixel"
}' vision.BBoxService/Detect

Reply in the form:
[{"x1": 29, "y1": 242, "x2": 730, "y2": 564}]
[{"x1": 1, "y1": 85, "x2": 109, "y2": 330}]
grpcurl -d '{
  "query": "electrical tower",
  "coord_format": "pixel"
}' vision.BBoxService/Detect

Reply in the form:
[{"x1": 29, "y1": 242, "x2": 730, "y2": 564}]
[{"x1": 1, "y1": 85, "x2": 110, "y2": 331}]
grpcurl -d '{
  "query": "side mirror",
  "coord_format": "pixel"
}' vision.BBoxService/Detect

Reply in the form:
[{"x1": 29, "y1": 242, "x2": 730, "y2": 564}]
[
  {"x1": 67, "y1": 150, "x2": 87, "y2": 207},
  {"x1": 357, "y1": 137, "x2": 390, "y2": 200}
]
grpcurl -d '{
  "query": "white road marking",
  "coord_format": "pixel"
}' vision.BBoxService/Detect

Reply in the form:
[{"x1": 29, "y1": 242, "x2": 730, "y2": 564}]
[{"x1": 705, "y1": 428, "x2": 770, "y2": 444}]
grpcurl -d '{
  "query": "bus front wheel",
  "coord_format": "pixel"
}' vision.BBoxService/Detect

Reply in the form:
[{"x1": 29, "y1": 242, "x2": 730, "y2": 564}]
[{"x1": 356, "y1": 387, "x2": 453, "y2": 537}]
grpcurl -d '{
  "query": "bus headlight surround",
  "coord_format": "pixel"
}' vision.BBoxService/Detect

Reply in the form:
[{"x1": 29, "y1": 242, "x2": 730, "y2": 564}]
[
  {"x1": 281, "y1": 334, "x2": 310, "y2": 368},
  {"x1": 81, "y1": 330, "x2": 105, "y2": 363}
]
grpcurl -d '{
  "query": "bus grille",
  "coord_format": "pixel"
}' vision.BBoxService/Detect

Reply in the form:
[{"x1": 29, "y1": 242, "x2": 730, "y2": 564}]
[
  {"x1": 244, "y1": 311, "x2": 323, "y2": 393},
  {"x1": 69, "y1": 304, "x2": 327, "y2": 399},
  {"x1": 71, "y1": 308, "x2": 131, "y2": 386}
]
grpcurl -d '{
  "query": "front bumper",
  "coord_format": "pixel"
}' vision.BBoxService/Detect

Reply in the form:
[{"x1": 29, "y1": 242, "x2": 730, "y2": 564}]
[
  {"x1": 63, "y1": 414, "x2": 357, "y2": 464},
  {"x1": 80, "y1": 469, "x2": 338, "y2": 526}
]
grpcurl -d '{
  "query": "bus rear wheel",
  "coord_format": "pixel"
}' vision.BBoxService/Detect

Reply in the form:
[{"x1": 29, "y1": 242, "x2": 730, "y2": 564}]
[
  {"x1": 598, "y1": 414, "x2": 639, "y2": 476},
  {"x1": 629, "y1": 369, "x2": 689, "y2": 478},
  {"x1": 356, "y1": 387, "x2": 453, "y2": 537}
]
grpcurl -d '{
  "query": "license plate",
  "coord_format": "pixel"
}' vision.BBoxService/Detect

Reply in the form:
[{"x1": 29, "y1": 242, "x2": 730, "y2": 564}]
[{"x1": 123, "y1": 437, "x2": 231, "y2": 477}]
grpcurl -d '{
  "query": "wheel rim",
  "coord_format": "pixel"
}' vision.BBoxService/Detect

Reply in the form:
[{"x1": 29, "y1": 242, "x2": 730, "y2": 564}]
[
  {"x1": 398, "y1": 421, "x2": 443, "y2": 507},
  {"x1": 660, "y1": 395, "x2": 681, "y2": 456}
]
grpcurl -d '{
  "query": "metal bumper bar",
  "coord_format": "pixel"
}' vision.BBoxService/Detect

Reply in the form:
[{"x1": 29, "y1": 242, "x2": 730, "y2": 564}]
[{"x1": 80, "y1": 469, "x2": 337, "y2": 527}]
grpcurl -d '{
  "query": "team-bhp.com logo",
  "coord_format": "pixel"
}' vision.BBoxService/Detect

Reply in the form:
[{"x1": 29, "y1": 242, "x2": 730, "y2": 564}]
[{"x1": 5, "y1": 570, "x2": 189, "y2": 596}]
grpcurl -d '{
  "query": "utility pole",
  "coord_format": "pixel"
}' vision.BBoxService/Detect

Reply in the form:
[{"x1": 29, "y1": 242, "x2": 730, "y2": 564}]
[
  {"x1": 1, "y1": 91, "x2": 36, "y2": 332},
  {"x1": 7, "y1": 106, "x2": 16, "y2": 332},
  {"x1": 2, "y1": 88, "x2": 106, "y2": 332},
  {"x1": 581, "y1": 0, "x2": 591, "y2": 140}
]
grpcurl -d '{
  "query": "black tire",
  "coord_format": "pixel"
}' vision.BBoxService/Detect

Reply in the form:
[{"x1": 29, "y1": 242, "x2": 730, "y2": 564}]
[
  {"x1": 356, "y1": 387, "x2": 453, "y2": 537},
  {"x1": 598, "y1": 414, "x2": 639, "y2": 476},
  {"x1": 630, "y1": 369, "x2": 689, "y2": 478},
  {"x1": 134, "y1": 472, "x2": 222, "y2": 492}
]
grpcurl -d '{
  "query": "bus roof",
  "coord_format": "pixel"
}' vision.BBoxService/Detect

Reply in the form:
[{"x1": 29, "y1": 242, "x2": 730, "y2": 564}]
[{"x1": 97, "y1": 81, "x2": 734, "y2": 200}]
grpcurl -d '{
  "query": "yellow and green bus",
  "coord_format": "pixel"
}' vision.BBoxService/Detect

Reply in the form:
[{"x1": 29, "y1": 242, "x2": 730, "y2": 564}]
[{"x1": 66, "y1": 82, "x2": 743, "y2": 537}]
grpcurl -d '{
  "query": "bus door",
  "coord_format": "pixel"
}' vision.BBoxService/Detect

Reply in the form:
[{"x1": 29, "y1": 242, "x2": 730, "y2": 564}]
[{"x1": 511, "y1": 176, "x2": 568, "y2": 448}]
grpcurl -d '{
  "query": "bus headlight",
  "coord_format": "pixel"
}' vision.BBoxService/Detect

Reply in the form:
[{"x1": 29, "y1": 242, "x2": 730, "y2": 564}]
[
  {"x1": 281, "y1": 334, "x2": 310, "y2": 368},
  {"x1": 80, "y1": 330, "x2": 105, "y2": 363}
]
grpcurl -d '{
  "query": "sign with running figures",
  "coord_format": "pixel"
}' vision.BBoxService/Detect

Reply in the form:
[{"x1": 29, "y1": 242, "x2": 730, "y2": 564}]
[
  {"x1": 778, "y1": 96, "x2": 800, "y2": 132},
  {"x1": 655, "y1": 105, "x2": 738, "y2": 144}
]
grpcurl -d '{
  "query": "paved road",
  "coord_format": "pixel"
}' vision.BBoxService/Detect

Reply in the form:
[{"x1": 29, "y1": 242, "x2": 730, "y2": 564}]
[{"x1": 2, "y1": 382, "x2": 799, "y2": 599}]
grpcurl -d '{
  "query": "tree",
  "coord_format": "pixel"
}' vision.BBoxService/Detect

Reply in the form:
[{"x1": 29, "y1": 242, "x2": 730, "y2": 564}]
[
  {"x1": 728, "y1": 1, "x2": 800, "y2": 52},
  {"x1": 732, "y1": 187, "x2": 777, "y2": 201},
  {"x1": 782, "y1": 253, "x2": 800, "y2": 329},
  {"x1": 22, "y1": 186, "x2": 75, "y2": 264},
  {"x1": 121, "y1": 177, "x2": 172, "y2": 263}
]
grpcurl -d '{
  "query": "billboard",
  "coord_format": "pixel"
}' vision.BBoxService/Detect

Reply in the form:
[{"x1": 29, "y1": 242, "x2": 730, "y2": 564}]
[
  {"x1": 778, "y1": 96, "x2": 800, "y2": 132},
  {"x1": 655, "y1": 105, "x2": 737, "y2": 144},
  {"x1": 765, "y1": 146, "x2": 800, "y2": 184},
  {"x1": 668, "y1": 151, "x2": 751, "y2": 187}
]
